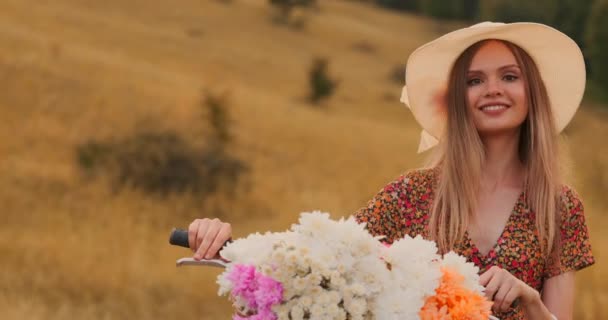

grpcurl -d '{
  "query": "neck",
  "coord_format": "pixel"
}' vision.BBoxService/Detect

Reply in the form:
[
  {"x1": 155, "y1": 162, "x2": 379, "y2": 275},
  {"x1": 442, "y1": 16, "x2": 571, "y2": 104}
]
[{"x1": 479, "y1": 130, "x2": 525, "y2": 192}]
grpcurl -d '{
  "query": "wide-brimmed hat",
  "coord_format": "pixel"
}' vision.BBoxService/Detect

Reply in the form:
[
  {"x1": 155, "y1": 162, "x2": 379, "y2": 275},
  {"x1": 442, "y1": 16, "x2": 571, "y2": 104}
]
[{"x1": 400, "y1": 22, "x2": 586, "y2": 153}]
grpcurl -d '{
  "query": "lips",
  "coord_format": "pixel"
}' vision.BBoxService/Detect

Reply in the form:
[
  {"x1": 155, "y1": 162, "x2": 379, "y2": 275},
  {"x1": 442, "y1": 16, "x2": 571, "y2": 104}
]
[{"x1": 476, "y1": 102, "x2": 511, "y2": 116}]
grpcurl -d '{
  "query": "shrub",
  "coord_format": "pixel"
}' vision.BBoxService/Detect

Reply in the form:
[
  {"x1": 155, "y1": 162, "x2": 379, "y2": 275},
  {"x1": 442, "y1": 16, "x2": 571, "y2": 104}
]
[
  {"x1": 76, "y1": 91, "x2": 248, "y2": 197},
  {"x1": 268, "y1": 0, "x2": 318, "y2": 25},
  {"x1": 202, "y1": 90, "x2": 232, "y2": 148},
  {"x1": 389, "y1": 64, "x2": 406, "y2": 85},
  {"x1": 308, "y1": 57, "x2": 338, "y2": 104}
]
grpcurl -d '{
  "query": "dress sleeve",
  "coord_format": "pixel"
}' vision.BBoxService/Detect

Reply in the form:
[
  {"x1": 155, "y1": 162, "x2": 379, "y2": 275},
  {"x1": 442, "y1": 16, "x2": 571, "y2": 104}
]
[
  {"x1": 353, "y1": 175, "x2": 410, "y2": 244},
  {"x1": 544, "y1": 186, "x2": 595, "y2": 278},
  {"x1": 353, "y1": 167, "x2": 439, "y2": 244}
]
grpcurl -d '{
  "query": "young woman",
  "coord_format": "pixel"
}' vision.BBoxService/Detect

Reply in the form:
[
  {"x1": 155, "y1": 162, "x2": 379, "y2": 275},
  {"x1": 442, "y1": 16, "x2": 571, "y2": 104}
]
[{"x1": 186, "y1": 22, "x2": 594, "y2": 320}]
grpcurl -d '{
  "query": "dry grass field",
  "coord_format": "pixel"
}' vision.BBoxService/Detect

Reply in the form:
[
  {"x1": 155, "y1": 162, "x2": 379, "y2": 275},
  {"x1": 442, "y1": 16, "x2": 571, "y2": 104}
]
[{"x1": 0, "y1": 0, "x2": 606, "y2": 319}]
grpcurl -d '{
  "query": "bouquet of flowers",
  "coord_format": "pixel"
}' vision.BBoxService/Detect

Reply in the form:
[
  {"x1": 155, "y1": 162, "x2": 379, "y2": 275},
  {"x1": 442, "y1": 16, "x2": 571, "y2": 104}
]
[{"x1": 216, "y1": 211, "x2": 494, "y2": 320}]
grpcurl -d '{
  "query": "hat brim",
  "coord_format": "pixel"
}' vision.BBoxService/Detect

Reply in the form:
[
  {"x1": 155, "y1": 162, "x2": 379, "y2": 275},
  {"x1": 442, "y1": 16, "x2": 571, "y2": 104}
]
[{"x1": 404, "y1": 22, "x2": 586, "y2": 139}]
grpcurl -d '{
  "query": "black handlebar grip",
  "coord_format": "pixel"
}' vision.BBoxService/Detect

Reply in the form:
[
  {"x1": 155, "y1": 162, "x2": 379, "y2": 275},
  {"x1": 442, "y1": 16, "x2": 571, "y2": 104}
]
[{"x1": 169, "y1": 228, "x2": 190, "y2": 248}]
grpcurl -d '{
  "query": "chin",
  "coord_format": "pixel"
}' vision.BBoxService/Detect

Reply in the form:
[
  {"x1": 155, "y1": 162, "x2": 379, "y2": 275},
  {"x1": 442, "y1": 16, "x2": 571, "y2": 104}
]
[
  {"x1": 474, "y1": 117, "x2": 526, "y2": 135},
  {"x1": 476, "y1": 125, "x2": 523, "y2": 137}
]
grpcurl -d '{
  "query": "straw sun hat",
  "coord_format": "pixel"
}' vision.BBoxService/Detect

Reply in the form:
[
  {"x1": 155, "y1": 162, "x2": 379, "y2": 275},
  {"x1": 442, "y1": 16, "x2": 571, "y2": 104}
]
[{"x1": 400, "y1": 22, "x2": 586, "y2": 153}]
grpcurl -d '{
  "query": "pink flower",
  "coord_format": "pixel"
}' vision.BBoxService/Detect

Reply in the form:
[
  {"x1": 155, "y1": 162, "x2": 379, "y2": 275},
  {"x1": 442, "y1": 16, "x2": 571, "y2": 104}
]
[
  {"x1": 227, "y1": 264, "x2": 283, "y2": 320},
  {"x1": 255, "y1": 274, "x2": 283, "y2": 309},
  {"x1": 228, "y1": 264, "x2": 259, "y2": 309}
]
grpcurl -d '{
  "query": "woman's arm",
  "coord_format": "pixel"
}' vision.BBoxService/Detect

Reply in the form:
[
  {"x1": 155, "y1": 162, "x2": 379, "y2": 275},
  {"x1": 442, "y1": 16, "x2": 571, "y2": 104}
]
[
  {"x1": 541, "y1": 271, "x2": 575, "y2": 320},
  {"x1": 480, "y1": 268, "x2": 573, "y2": 319}
]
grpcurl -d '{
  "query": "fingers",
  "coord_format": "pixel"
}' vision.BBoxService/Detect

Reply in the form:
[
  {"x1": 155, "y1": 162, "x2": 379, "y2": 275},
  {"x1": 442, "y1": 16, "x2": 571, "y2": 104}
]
[
  {"x1": 196, "y1": 219, "x2": 222, "y2": 259},
  {"x1": 479, "y1": 266, "x2": 499, "y2": 287},
  {"x1": 480, "y1": 266, "x2": 532, "y2": 314},
  {"x1": 493, "y1": 282, "x2": 514, "y2": 313},
  {"x1": 479, "y1": 266, "x2": 501, "y2": 301},
  {"x1": 205, "y1": 223, "x2": 232, "y2": 259},
  {"x1": 188, "y1": 218, "x2": 232, "y2": 261},
  {"x1": 188, "y1": 219, "x2": 209, "y2": 253},
  {"x1": 498, "y1": 288, "x2": 519, "y2": 313},
  {"x1": 188, "y1": 219, "x2": 203, "y2": 252},
  {"x1": 483, "y1": 270, "x2": 503, "y2": 302}
]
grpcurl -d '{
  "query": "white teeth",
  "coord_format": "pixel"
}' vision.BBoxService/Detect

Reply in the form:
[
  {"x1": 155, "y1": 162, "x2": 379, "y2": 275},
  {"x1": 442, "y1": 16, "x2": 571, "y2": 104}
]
[{"x1": 481, "y1": 105, "x2": 507, "y2": 111}]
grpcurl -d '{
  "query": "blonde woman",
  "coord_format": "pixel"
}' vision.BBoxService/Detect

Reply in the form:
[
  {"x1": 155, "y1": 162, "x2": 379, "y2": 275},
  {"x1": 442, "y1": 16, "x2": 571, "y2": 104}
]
[{"x1": 186, "y1": 22, "x2": 594, "y2": 320}]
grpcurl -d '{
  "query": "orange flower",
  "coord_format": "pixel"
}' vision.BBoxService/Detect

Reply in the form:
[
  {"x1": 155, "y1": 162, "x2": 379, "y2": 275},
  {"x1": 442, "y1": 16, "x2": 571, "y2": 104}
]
[{"x1": 420, "y1": 267, "x2": 493, "y2": 320}]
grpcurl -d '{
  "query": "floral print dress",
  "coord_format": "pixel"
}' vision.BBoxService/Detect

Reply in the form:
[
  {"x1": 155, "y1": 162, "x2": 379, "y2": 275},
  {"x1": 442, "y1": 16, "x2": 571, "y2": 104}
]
[{"x1": 354, "y1": 168, "x2": 595, "y2": 320}]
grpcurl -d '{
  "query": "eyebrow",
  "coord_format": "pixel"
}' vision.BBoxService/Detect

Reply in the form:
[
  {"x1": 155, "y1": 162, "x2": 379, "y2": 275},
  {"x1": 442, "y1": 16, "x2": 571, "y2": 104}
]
[{"x1": 467, "y1": 64, "x2": 521, "y2": 74}]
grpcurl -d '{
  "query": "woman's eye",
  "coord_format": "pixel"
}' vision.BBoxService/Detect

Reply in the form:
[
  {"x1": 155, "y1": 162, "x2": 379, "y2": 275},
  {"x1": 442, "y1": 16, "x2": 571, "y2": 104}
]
[
  {"x1": 467, "y1": 78, "x2": 482, "y2": 86},
  {"x1": 503, "y1": 74, "x2": 519, "y2": 81}
]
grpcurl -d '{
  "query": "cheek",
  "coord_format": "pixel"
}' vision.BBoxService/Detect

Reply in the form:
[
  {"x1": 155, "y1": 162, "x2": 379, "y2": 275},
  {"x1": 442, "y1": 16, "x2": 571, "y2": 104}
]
[
  {"x1": 466, "y1": 87, "x2": 479, "y2": 110},
  {"x1": 467, "y1": 88, "x2": 478, "y2": 109},
  {"x1": 513, "y1": 85, "x2": 528, "y2": 113}
]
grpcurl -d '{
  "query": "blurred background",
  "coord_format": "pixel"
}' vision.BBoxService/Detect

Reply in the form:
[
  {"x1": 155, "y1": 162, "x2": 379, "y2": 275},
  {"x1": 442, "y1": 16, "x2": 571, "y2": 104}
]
[{"x1": 1, "y1": 0, "x2": 606, "y2": 319}]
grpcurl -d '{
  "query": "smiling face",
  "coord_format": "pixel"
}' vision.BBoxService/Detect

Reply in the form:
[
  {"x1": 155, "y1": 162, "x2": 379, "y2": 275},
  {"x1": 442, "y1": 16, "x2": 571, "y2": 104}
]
[{"x1": 466, "y1": 40, "x2": 528, "y2": 136}]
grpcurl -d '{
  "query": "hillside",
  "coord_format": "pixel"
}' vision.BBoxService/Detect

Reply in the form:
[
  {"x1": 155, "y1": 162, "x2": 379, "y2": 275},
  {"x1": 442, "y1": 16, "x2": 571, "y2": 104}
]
[{"x1": 0, "y1": 0, "x2": 606, "y2": 319}]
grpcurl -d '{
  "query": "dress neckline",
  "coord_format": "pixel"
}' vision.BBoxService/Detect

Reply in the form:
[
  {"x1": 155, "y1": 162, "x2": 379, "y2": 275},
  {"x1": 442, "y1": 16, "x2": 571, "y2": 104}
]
[{"x1": 464, "y1": 190, "x2": 526, "y2": 263}]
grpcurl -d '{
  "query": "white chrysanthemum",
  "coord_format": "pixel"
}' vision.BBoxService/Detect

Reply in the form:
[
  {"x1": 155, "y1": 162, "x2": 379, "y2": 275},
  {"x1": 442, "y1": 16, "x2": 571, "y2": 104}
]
[
  {"x1": 290, "y1": 304, "x2": 305, "y2": 320},
  {"x1": 441, "y1": 251, "x2": 485, "y2": 294},
  {"x1": 298, "y1": 296, "x2": 313, "y2": 308},
  {"x1": 293, "y1": 212, "x2": 381, "y2": 260},
  {"x1": 309, "y1": 303, "x2": 325, "y2": 318},
  {"x1": 383, "y1": 235, "x2": 442, "y2": 298},
  {"x1": 291, "y1": 211, "x2": 334, "y2": 237},
  {"x1": 274, "y1": 299, "x2": 297, "y2": 320},
  {"x1": 374, "y1": 287, "x2": 423, "y2": 320},
  {"x1": 220, "y1": 231, "x2": 297, "y2": 264},
  {"x1": 344, "y1": 297, "x2": 367, "y2": 318},
  {"x1": 216, "y1": 264, "x2": 234, "y2": 296},
  {"x1": 385, "y1": 235, "x2": 440, "y2": 265},
  {"x1": 351, "y1": 255, "x2": 390, "y2": 294},
  {"x1": 332, "y1": 216, "x2": 385, "y2": 256}
]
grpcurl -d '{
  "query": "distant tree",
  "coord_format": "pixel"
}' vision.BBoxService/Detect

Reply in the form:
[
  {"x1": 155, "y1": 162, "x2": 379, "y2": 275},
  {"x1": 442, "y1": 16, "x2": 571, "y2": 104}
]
[
  {"x1": 420, "y1": 0, "x2": 460, "y2": 20},
  {"x1": 478, "y1": 0, "x2": 558, "y2": 25},
  {"x1": 586, "y1": 0, "x2": 608, "y2": 89},
  {"x1": 375, "y1": 0, "x2": 420, "y2": 12},
  {"x1": 479, "y1": 0, "x2": 592, "y2": 51},
  {"x1": 553, "y1": 0, "x2": 594, "y2": 50},
  {"x1": 372, "y1": 0, "x2": 478, "y2": 19},
  {"x1": 462, "y1": 0, "x2": 480, "y2": 20},
  {"x1": 309, "y1": 57, "x2": 338, "y2": 105}
]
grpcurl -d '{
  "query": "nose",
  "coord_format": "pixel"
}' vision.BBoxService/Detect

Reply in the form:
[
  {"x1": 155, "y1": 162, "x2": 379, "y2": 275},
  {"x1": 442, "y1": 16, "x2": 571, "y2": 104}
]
[{"x1": 484, "y1": 77, "x2": 503, "y2": 97}]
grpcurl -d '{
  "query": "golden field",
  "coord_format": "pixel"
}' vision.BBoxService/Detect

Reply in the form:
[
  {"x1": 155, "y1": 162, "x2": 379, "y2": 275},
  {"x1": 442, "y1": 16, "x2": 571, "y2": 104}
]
[{"x1": 0, "y1": 0, "x2": 606, "y2": 319}]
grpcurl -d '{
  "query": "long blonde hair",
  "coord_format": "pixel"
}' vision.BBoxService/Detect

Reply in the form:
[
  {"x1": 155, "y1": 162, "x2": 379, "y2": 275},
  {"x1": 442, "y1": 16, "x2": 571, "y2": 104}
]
[{"x1": 427, "y1": 40, "x2": 562, "y2": 257}]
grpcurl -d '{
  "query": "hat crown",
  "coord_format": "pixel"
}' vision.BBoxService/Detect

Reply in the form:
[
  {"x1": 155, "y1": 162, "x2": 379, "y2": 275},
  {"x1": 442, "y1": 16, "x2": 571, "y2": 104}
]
[{"x1": 469, "y1": 21, "x2": 505, "y2": 29}]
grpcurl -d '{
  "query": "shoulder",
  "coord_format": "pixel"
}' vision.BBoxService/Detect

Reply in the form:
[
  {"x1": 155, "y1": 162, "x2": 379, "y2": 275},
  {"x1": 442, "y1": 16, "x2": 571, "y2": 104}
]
[
  {"x1": 354, "y1": 167, "x2": 437, "y2": 242},
  {"x1": 555, "y1": 184, "x2": 591, "y2": 242},
  {"x1": 543, "y1": 184, "x2": 595, "y2": 278},
  {"x1": 370, "y1": 167, "x2": 437, "y2": 208},
  {"x1": 383, "y1": 167, "x2": 437, "y2": 192},
  {"x1": 404, "y1": 167, "x2": 438, "y2": 186},
  {"x1": 558, "y1": 184, "x2": 585, "y2": 216},
  {"x1": 559, "y1": 184, "x2": 582, "y2": 202},
  {"x1": 360, "y1": 167, "x2": 438, "y2": 209}
]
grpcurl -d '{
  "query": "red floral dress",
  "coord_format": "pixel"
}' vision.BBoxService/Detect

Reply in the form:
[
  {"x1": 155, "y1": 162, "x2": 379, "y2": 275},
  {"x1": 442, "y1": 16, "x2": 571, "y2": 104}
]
[{"x1": 354, "y1": 168, "x2": 595, "y2": 320}]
